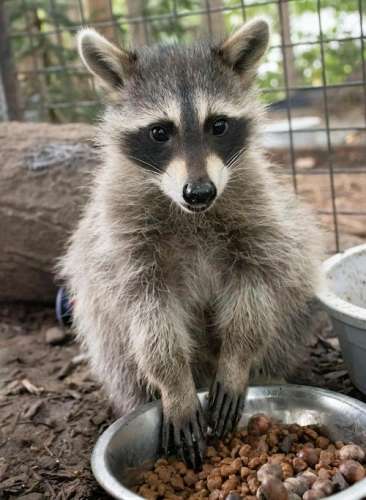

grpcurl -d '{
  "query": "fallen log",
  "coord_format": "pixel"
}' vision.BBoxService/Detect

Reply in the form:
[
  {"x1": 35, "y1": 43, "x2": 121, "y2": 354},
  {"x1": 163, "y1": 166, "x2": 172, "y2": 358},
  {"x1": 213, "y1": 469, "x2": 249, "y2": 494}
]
[{"x1": 0, "y1": 122, "x2": 96, "y2": 303}]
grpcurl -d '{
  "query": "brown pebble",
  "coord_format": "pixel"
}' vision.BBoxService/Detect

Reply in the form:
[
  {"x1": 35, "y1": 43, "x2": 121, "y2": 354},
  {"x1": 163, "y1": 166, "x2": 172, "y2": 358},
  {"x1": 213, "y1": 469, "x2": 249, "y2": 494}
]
[
  {"x1": 256, "y1": 477, "x2": 288, "y2": 500},
  {"x1": 339, "y1": 459, "x2": 365, "y2": 484}
]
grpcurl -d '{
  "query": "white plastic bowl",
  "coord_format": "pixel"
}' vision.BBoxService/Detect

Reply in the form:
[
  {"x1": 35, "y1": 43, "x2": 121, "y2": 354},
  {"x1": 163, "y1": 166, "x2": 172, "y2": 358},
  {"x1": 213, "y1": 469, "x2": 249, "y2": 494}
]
[{"x1": 317, "y1": 244, "x2": 366, "y2": 394}]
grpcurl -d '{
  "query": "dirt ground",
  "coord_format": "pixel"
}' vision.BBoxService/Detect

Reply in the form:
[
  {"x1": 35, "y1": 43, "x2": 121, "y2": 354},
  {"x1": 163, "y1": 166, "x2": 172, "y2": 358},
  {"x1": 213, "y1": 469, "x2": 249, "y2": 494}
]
[
  {"x1": 0, "y1": 306, "x2": 111, "y2": 499},
  {"x1": 1, "y1": 304, "x2": 366, "y2": 500}
]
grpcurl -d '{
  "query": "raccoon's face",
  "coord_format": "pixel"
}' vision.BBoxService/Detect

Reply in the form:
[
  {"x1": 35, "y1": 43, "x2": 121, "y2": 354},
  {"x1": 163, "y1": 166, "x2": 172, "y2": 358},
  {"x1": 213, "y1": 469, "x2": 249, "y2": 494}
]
[{"x1": 78, "y1": 20, "x2": 269, "y2": 213}]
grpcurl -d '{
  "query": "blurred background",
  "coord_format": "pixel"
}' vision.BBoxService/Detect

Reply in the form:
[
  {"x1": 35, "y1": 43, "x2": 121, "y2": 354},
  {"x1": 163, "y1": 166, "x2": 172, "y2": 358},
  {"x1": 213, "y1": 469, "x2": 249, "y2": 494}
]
[{"x1": 1, "y1": 0, "x2": 365, "y2": 258}]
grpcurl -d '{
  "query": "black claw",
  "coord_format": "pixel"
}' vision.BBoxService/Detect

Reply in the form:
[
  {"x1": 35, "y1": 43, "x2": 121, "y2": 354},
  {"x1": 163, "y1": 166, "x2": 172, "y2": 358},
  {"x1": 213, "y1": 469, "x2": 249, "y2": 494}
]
[
  {"x1": 160, "y1": 403, "x2": 207, "y2": 468},
  {"x1": 208, "y1": 380, "x2": 246, "y2": 439}
]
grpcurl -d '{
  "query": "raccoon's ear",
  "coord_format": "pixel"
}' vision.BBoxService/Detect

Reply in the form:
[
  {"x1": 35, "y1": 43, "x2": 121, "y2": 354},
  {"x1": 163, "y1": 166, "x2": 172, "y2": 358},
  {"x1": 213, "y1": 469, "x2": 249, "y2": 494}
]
[
  {"x1": 77, "y1": 28, "x2": 136, "y2": 91},
  {"x1": 216, "y1": 19, "x2": 269, "y2": 81}
]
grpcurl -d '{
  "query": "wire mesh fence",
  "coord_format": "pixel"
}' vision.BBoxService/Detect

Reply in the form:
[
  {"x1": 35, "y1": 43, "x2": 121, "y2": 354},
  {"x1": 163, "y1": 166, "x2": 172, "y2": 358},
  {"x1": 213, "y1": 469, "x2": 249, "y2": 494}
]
[{"x1": 1, "y1": 0, "x2": 366, "y2": 253}]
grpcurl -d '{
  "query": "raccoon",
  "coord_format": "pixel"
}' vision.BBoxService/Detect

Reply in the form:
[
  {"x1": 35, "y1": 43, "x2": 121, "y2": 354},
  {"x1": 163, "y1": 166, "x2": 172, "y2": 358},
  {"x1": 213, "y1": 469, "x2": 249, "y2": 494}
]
[{"x1": 60, "y1": 19, "x2": 323, "y2": 466}]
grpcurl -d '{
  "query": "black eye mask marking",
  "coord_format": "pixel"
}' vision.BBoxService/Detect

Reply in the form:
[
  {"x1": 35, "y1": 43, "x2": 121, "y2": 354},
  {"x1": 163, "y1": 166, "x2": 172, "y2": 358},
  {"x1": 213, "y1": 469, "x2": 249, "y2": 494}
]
[
  {"x1": 121, "y1": 120, "x2": 176, "y2": 172},
  {"x1": 204, "y1": 114, "x2": 252, "y2": 165}
]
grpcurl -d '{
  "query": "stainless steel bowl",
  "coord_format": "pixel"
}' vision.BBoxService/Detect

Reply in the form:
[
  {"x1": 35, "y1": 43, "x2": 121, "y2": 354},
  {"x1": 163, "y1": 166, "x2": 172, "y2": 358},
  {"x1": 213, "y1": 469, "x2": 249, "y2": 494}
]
[{"x1": 92, "y1": 385, "x2": 366, "y2": 500}]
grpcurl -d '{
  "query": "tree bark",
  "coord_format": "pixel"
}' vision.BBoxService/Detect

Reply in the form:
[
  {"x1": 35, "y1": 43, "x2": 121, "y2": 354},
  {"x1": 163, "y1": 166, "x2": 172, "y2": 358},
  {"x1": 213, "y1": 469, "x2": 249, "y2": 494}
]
[{"x1": 0, "y1": 122, "x2": 95, "y2": 303}]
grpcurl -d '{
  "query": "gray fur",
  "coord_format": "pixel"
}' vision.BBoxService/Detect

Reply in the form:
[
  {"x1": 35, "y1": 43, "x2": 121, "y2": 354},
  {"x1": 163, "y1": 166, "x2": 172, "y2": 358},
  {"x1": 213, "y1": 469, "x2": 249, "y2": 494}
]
[{"x1": 60, "y1": 21, "x2": 323, "y2": 425}]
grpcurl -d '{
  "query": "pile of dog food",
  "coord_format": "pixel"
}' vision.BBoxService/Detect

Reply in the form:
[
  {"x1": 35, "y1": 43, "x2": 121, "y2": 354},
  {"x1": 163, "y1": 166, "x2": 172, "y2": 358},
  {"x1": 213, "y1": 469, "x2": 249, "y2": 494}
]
[{"x1": 134, "y1": 414, "x2": 366, "y2": 499}]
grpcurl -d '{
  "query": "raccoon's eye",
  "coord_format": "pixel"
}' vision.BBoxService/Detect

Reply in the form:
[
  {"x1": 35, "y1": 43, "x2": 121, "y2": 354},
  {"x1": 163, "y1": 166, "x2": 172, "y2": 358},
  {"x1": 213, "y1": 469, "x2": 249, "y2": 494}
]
[
  {"x1": 150, "y1": 125, "x2": 170, "y2": 143},
  {"x1": 212, "y1": 118, "x2": 228, "y2": 136}
]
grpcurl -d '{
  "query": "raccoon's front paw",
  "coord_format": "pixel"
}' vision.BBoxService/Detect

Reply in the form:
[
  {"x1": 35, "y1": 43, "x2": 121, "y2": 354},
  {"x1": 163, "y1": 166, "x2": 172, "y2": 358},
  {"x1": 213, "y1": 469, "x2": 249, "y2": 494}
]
[
  {"x1": 207, "y1": 379, "x2": 247, "y2": 438},
  {"x1": 161, "y1": 400, "x2": 207, "y2": 469}
]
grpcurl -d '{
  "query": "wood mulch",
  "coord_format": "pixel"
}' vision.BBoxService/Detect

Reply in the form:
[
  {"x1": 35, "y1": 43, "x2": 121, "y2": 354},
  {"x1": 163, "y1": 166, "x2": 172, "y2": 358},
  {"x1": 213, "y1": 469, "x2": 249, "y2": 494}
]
[{"x1": 0, "y1": 305, "x2": 364, "y2": 499}]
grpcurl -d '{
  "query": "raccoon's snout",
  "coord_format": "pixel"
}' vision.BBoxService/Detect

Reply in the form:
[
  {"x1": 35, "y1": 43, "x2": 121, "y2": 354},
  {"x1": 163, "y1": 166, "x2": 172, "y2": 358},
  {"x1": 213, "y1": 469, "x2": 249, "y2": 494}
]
[{"x1": 182, "y1": 181, "x2": 217, "y2": 211}]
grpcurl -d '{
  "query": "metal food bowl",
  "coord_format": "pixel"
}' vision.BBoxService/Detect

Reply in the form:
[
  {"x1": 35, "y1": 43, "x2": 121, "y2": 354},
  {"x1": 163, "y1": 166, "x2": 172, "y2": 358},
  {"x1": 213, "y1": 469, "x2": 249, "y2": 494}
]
[
  {"x1": 316, "y1": 244, "x2": 366, "y2": 395},
  {"x1": 92, "y1": 385, "x2": 366, "y2": 500}
]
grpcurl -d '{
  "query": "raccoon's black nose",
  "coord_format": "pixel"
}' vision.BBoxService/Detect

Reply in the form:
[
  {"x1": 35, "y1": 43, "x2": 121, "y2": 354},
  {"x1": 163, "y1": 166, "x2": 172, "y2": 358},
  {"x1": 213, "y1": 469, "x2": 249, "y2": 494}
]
[{"x1": 183, "y1": 181, "x2": 217, "y2": 206}]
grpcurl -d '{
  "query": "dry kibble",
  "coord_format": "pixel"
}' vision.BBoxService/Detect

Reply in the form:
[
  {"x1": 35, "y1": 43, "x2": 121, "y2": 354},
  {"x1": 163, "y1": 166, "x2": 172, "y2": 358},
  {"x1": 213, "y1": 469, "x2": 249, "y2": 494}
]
[
  {"x1": 184, "y1": 470, "x2": 199, "y2": 486},
  {"x1": 156, "y1": 465, "x2": 173, "y2": 482},
  {"x1": 301, "y1": 471, "x2": 318, "y2": 487},
  {"x1": 283, "y1": 477, "x2": 309, "y2": 496},
  {"x1": 208, "y1": 489, "x2": 221, "y2": 500},
  {"x1": 207, "y1": 476, "x2": 223, "y2": 492},
  {"x1": 317, "y1": 468, "x2": 331, "y2": 480},
  {"x1": 248, "y1": 414, "x2": 272, "y2": 436},
  {"x1": 339, "y1": 444, "x2": 365, "y2": 462},
  {"x1": 281, "y1": 462, "x2": 294, "y2": 479},
  {"x1": 248, "y1": 457, "x2": 262, "y2": 469},
  {"x1": 256, "y1": 477, "x2": 289, "y2": 500},
  {"x1": 239, "y1": 445, "x2": 252, "y2": 458},
  {"x1": 332, "y1": 470, "x2": 348, "y2": 492},
  {"x1": 303, "y1": 428, "x2": 318, "y2": 441},
  {"x1": 312, "y1": 478, "x2": 334, "y2": 496},
  {"x1": 225, "y1": 492, "x2": 241, "y2": 500},
  {"x1": 316, "y1": 437, "x2": 330, "y2": 450},
  {"x1": 171, "y1": 474, "x2": 185, "y2": 491},
  {"x1": 302, "y1": 491, "x2": 323, "y2": 500},
  {"x1": 222, "y1": 477, "x2": 239, "y2": 493},
  {"x1": 136, "y1": 416, "x2": 365, "y2": 499},
  {"x1": 239, "y1": 466, "x2": 250, "y2": 479},
  {"x1": 139, "y1": 485, "x2": 158, "y2": 499},
  {"x1": 297, "y1": 447, "x2": 319, "y2": 467},
  {"x1": 257, "y1": 463, "x2": 283, "y2": 482},
  {"x1": 220, "y1": 464, "x2": 236, "y2": 477},
  {"x1": 339, "y1": 460, "x2": 365, "y2": 483},
  {"x1": 247, "y1": 475, "x2": 260, "y2": 494},
  {"x1": 292, "y1": 458, "x2": 307, "y2": 473},
  {"x1": 269, "y1": 454, "x2": 285, "y2": 465}
]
